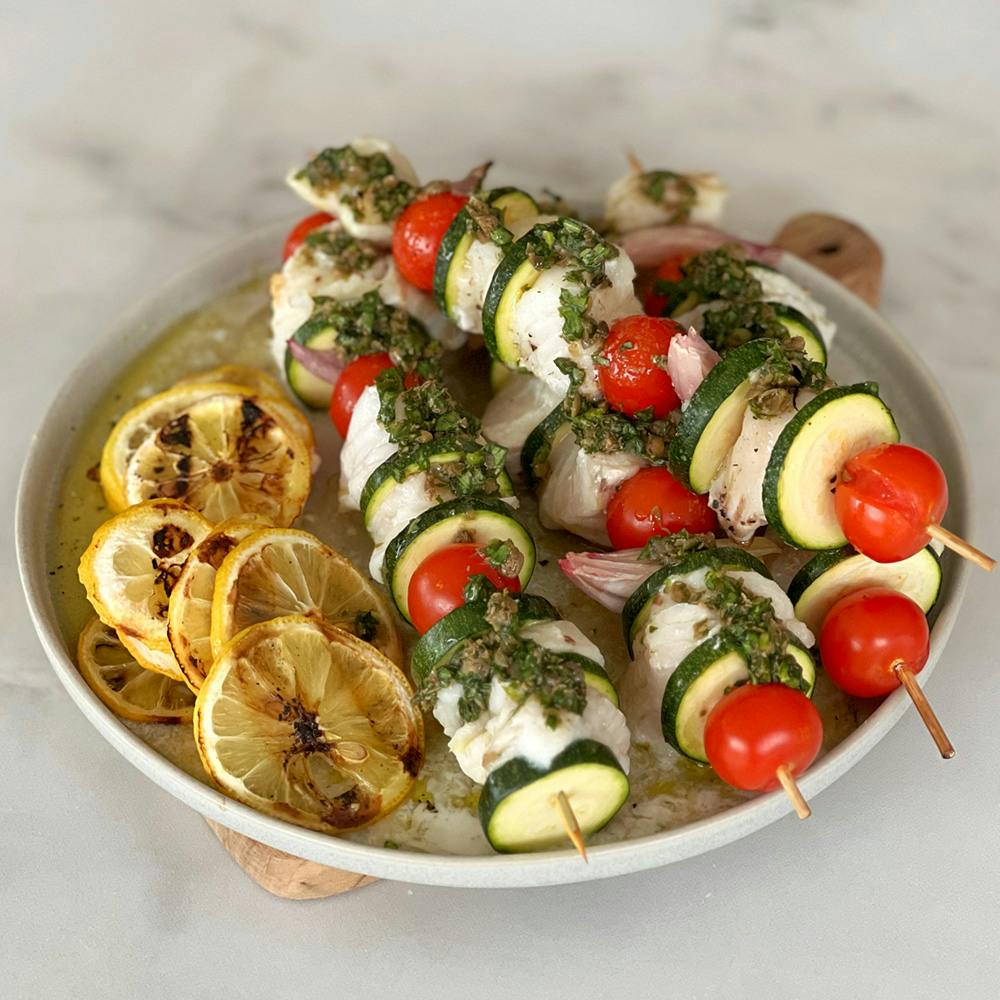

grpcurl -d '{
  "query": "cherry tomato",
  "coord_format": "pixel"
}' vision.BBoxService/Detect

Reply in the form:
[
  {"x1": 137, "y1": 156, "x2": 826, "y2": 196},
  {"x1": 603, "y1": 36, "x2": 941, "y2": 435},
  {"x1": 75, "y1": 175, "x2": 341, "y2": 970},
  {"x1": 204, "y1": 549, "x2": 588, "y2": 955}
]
[
  {"x1": 643, "y1": 254, "x2": 688, "y2": 316},
  {"x1": 407, "y1": 543, "x2": 522, "y2": 634},
  {"x1": 835, "y1": 443, "x2": 948, "y2": 563},
  {"x1": 819, "y1": 586, "x2": 929, "y2": 697},
  {"x1": 704, "y1": 684, "x2": 823, "y2": 792},
  {"x1": 606, "y1": 467, "x2": 717, "y2": 549},
  {"x1": 329, "y1": 353, "x2": 396, "y2": 437},
  {"x1": 391, "y1": 192, "x2": 468, "y2": 291},
  {"x1": 282, "y1": 212, "x2": 335, "y2": 261},
  {"x1": 598, "y1": 315, "x2": 682, "y2": 418}
]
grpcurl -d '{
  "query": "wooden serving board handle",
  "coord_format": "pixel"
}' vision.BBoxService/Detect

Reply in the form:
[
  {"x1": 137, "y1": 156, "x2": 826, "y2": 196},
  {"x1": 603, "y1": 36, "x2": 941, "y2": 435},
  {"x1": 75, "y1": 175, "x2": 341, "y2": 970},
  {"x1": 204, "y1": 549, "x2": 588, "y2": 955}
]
[
  {"x1": 206, "y1": 820, "x2": 376, "y2": 899},
  {"x1": 207, "y1": 210, "x2": 883, "y2": 901},
  {"x1": 773, "y1": 212, "x2": 883, "y2": 308}
]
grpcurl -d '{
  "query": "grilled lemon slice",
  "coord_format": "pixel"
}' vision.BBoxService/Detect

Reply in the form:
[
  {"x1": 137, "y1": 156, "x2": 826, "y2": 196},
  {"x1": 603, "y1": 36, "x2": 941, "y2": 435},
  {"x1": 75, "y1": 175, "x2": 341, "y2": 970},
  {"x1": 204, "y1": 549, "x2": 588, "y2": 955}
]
[
  {"x1": 79, "y1": 499, "x2": 212, "y2": 653},
  {"x1": 195, "y1": 615, "x2": 422, "y2": 832},
  {"x1": 123, "y1": 393, "x2": 312, "y2": 526},
  {"x1": 77, "y1": 617, "x2": 195, "y2": 724},
  {"x1": 174, "y1": 366, "x2": 314, "y2": 446},
  {"x1": 210, "y1": 527, "x2": 402, "y2": 664},
  {"x1": 101, "y1": 382, "x2": 313, "y2": 513},
  {"x1": 167, "y1": 514, "x2": 271, "y2": 692},
  {"x1": 117, "y1": 629, "x2": 186, "y2": 682}
]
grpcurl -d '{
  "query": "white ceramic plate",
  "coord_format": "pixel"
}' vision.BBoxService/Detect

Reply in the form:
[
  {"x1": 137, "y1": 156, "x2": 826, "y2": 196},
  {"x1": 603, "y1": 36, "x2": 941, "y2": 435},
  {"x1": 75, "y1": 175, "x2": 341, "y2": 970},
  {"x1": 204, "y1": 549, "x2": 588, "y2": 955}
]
[{"x1": 16, "y1": 220, "x2": 971, "y2": 887}]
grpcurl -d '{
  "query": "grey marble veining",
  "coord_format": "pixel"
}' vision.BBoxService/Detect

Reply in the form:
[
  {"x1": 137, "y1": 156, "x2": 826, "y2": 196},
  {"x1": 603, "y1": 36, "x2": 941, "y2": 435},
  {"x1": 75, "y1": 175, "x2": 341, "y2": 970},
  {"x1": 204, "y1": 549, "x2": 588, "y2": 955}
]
[{"x1": 4, "y1": 1, "x2": 1000, "y2": 998}]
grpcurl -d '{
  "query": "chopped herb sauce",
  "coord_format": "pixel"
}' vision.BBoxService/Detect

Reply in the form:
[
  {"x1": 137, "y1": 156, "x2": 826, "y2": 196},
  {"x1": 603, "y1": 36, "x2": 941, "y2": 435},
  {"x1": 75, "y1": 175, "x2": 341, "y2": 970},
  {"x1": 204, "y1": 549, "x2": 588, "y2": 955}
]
[
  {"x1": 296, "y1": 145, "x2": 415, "y2": 222},
  {"x1": 638, "y1": 170, "x2": 698, "y2": 224},
  {"x1": 415, "y1": 592, "x2": 587, "y2": 726}
]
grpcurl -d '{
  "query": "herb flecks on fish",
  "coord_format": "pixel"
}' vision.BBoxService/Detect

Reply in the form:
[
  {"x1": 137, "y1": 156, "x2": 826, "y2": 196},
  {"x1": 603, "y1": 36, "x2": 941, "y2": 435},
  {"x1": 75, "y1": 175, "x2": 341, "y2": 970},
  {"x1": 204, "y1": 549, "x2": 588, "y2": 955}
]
[
  {"x1": 415, "y1": 592, "x2": 588, "y2": 726},
  {"x1": 296, "y1": 145, "x2": 415, "y2": 222}
]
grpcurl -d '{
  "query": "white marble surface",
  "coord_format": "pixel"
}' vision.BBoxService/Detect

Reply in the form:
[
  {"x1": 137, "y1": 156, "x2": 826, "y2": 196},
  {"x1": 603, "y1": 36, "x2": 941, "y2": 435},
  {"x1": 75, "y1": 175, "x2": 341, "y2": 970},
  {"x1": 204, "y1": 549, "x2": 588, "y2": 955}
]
[{"x1": 5, "y1": 1, "x2": 1000, "y2": 996}]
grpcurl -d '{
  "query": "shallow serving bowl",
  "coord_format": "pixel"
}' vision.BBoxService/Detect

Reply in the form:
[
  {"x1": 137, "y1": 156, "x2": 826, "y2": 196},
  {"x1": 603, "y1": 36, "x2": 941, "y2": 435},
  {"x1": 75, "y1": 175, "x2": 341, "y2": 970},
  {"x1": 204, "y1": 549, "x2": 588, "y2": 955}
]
[{"x1": 17, "y1": 219, "x2": 971, "y2": 888}]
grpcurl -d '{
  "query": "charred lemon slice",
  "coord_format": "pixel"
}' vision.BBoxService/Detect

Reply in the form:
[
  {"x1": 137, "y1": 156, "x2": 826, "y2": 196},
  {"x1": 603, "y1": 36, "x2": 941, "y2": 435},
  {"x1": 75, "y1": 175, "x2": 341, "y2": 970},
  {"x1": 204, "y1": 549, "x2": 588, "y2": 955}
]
[
  {"x1": 117, "y1": 629, "x2": 185, "y2": 682},
  {"x1": 174, "y1": 366, "x2": 314, "y2": 448},
  {"x1": 77, "y1": 617, "x2": 195, "y2": 724},
  {"x1": 210, "y1": 527, "x2": 401, "y2": 664},
  {"x1": 100, "y1": 382, "x2": 258, "y2": 513},
  {"x1": 123, "y1": 394, "x2": 312, "y2": 526},
  {"x1": 167, "y1": 514, "x2": 271, "y2": 692},
  {"x1": 79, "y1": 499, "x2": 212, "y2": 653},
  {"x1": 195, "y1": 615, "x2": 423, "y2": 832}
]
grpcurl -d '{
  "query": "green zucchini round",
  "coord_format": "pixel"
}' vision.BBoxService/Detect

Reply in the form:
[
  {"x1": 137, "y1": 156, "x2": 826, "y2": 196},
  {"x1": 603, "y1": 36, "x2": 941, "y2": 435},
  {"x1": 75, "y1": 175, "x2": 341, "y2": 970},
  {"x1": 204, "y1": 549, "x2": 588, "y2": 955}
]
[
  {"x1": 410, "y1": 593, "x2": 559, "y2": 684},
  {"x1": 360, "y1": 438, "x2": 514, "y2": 528},
  {"x1": 667, "y1": 339, "x2": 775, "y2": 492},
  {"x1": 520, "y1": 405, "x2": 571, "y2": 488},
  {"x1": 660, "y1": 636, "x2": 816, "y2": 763},
  {"x1": 762, "y1": 383, "x2": 900, "y2": 550},
  {"x1": 788, "y1": 545, "x2": 941, "y2": 634},
  {"x1": 478, "y1": 739, "x2": 629, "y2": 853},
  {"x1": 382, "y1": 496, "x2": 536, "y2": 624}
]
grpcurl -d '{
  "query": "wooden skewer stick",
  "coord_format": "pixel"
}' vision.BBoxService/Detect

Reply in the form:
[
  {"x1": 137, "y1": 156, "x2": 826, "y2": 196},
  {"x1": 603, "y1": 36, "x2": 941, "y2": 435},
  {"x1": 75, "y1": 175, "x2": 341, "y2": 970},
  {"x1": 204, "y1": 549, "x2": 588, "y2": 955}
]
[
  {"x1": 625, "y1": 149, "x2": 644, "y2": 174},
  {"x1": 893, "y1": 662, "x2": 956, "y2": 759},
  {"x1": 555, "y1": 791, "x2": 588, "y2": 863},
  {"x1": 775, "y1": 764, "x2": 811, "y2": 820},
  {"x1": 926, "y1": 523, "x2": 995, "y2": 573}
]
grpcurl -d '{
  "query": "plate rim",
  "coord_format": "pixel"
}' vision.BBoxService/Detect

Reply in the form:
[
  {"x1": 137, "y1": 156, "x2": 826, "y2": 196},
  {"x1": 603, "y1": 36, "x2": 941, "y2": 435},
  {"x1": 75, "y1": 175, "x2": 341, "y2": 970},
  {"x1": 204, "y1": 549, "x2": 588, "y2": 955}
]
[{"x1": 16, "y1": 218, "x2": 972, "y2": 888}]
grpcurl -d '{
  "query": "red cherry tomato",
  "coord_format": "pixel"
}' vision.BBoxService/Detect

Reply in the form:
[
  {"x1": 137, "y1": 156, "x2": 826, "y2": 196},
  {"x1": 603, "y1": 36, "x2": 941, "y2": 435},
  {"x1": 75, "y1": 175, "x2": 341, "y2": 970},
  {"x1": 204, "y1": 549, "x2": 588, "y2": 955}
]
[
  {"x1": 704, "y1": 684, "x2": 823, "y2": 792},
  {"x1": 391, "y1": 192, "x2": 468, "y2": 291},
  {"x1": 282, "y1": 212, "x2": 335, "y2": 261},
  {"x1": 407, "y1": 543, "x2": 521, "y2": 634},
  {"x1": 819, "y1": 587, "x2": 929, "y2": 698},
  {"x1": 598, "y1": 315, "x2": 682, "y2": 418},
  {"x1": 606, "y1": 467, "x2": 717, "y2": 549},
  {"x1": 329, "y1": 353, "x2": 396, "y2": 437},
  {"x1": 835, "y1": 443, "x2": 948, "y2": 563},
  {"x1": 643, "y1": 254, "x2": 688, "y2": 316}
]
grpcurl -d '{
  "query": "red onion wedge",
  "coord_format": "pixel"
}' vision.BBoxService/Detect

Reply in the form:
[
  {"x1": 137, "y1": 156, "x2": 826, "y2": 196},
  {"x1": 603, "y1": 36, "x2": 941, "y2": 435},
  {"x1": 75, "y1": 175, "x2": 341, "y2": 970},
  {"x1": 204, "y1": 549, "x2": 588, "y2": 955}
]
[
  {"x1": 620, "y1": 224, "x2": 782, "y2": 271},
  {"x1": 559, "y1": 549, "x2": 660, "y2": 614},
  {"x1": 286, "y1": 339, "x2": 344, "y2": 385}
]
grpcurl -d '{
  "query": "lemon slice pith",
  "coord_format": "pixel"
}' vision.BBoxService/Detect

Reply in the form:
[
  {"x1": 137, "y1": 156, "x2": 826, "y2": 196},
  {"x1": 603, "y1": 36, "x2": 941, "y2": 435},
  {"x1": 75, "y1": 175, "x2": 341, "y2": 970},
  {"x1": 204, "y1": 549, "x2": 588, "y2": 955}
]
[
  {"x1": 195, "y1": 615, "x2": 423, "y2": 832},
  {"x1": 117, "y1": 629, "x2": 186, "y2": 682},
  {"x1": 175, "y1": 365, "x2": 285, "y2": 400},
  {"x1": 77, "y1": 617, "x2": 195, "y2": 724},
  {"x1": 210, "y1": 527, "x2": 402, "y2": 664},
  {"x1": 167, "y1": 514, "x2": 271, "y2": 692},
  {"x1": 79, "y1": 499, "x2": 212, "y2": 652},
  {"x1": 123, "y1": 393, "x2": 312, "y2": 526}
]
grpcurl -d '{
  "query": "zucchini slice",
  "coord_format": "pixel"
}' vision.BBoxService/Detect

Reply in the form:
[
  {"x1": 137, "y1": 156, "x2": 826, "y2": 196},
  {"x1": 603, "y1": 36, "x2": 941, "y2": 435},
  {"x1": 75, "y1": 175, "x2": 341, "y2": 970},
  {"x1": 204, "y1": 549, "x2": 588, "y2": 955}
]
[
  {"x1": 479, "y1": 739, "x2": 629, "y2": 853},
  {"x1": 410, "y1": 593, "x2": 558, "y2": 684},
  {"x1": 622, "y1": 547, "x2": 771, "y2": 657},
  {"x1": 668, "y1": 339, "x2": 775, "y2": 492},
  {"x1": 284, "y1": 316, "x2": 339, "y2": 409},
  {"x1": 562, "y1": 653, "x2": 620, "y2": 707},
  {"x1": 360, "y1": 439, "x2": 514, "y2": 529},
  {"x1": 433, "y1": 188, "x2": 539, "y2": 319},
  {"x1": 661, "y1": 637, "x2": 817, "y2": 763},
  {"x1": 788, "y1": 545, "x2": 941, "y2": 634},
  {"x1": 382, "y1": 496, "x2": 536, "y2": 623},
  {"x1": 770, "y1": 303, "x2": 827, "y2": 367},
  {"x1": 481, "y1": 235, "x2": 542, "y2": 366},
  {"x1": 520, "y1": 405, "x2": 571, "y2": 488},
  {"x1": 762, "y1": 383, "x2": 899, "y2": 550}
]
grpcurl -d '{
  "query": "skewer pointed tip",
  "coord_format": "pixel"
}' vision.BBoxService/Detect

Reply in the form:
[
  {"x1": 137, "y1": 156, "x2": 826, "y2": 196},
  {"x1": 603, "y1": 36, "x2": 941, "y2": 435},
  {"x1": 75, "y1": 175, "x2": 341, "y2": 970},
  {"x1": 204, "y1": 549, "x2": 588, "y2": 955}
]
[
  {"x1": 893, "y1": 663, "x2": 956, "y2": 759},
  {"x1": 926, "y1": 523, "x2": 995, "y2": 572},
  {"x1": 555, "y1": 791, "x2": 588, "y2": 863},
  {"x1": 625, "y1": 149, "x2": 644, "y2": 174},
  {"x1": 775, "y1": 764, "x2": 812, "y2": 820}
]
